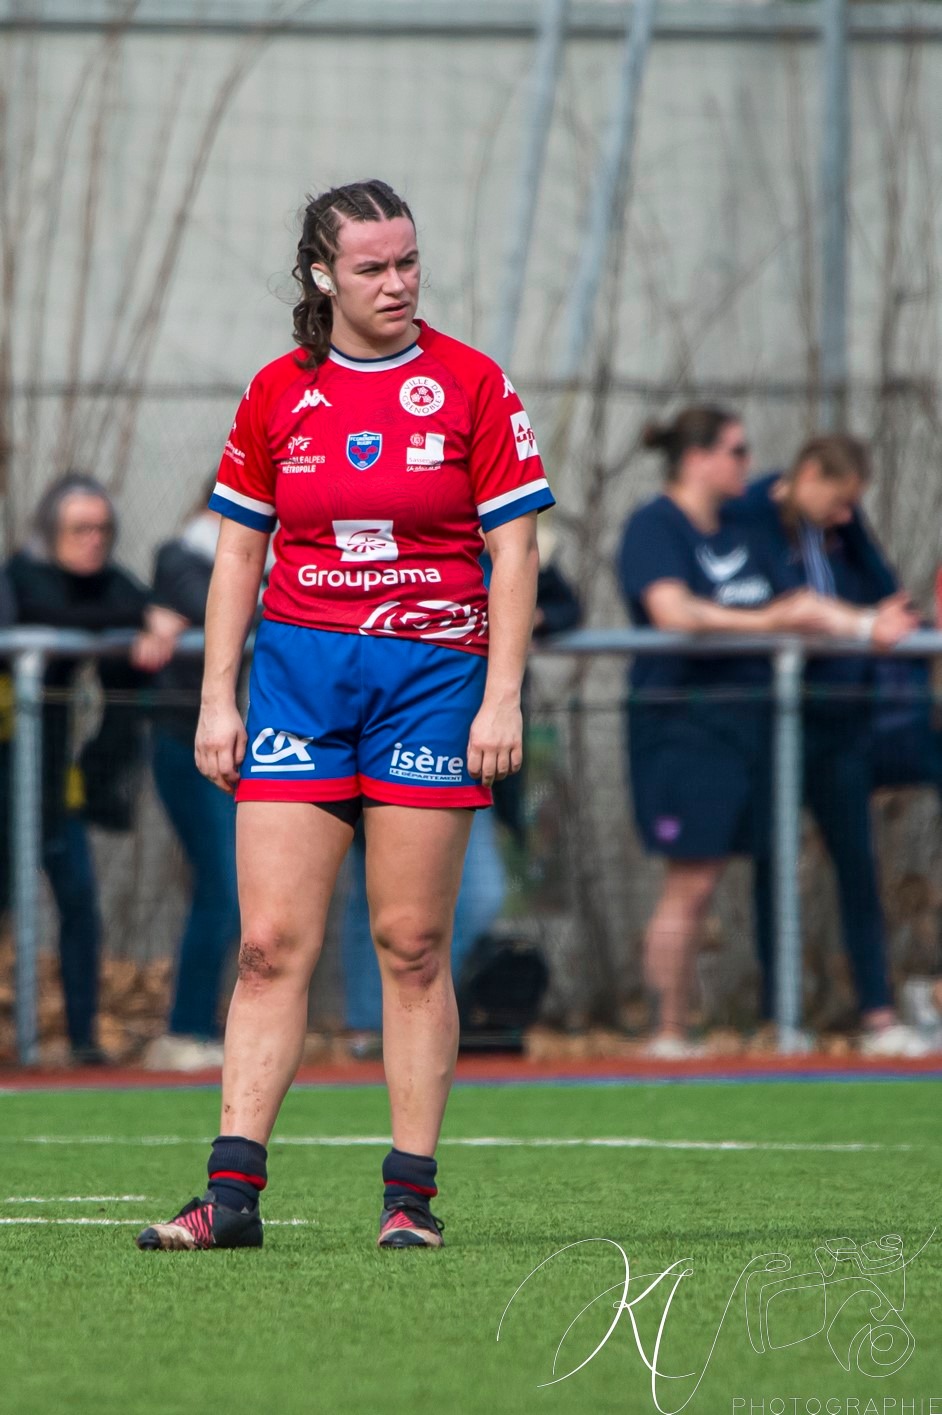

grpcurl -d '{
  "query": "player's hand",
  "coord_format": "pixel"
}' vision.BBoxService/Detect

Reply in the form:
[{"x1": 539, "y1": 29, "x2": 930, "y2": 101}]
[
  {"x1": 467, "y1": 699, "x2": 523, "y2": 788},
  {"x1": 195, "y1": 699, "x2": 247, "y2": 794}
]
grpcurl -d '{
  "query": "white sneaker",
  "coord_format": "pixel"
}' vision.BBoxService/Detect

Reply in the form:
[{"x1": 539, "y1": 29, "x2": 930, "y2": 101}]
[
  {"x1": 644, "y1": 1035, "x2": 706, "y2": 1060},
  {"x1": 858, "y1": 1022, "x2": 934, "y2": 1059},
  {"x1": 899, "y1": 977, "x2": 942, "y2": 1031},
  {"x1": 141, "y1": 1035, "x2": 225, "y2": 1072}
]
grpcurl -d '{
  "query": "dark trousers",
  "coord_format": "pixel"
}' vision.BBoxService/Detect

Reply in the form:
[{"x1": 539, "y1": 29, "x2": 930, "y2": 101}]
[
  {"x1": 42, "y1": 814, "x2": 101, "y2": 1050},
  {"x1": 755, "y1": 713, "x2": 892, "y2": 1021},
  {"x1": 152, "y1": 731, "x2": 240, "y2": 1040}
]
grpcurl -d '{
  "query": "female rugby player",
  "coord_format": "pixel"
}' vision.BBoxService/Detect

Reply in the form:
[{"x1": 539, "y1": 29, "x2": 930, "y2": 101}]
[{"x1": 137, "y1": 179, "x2": 554, "y2": 1251}]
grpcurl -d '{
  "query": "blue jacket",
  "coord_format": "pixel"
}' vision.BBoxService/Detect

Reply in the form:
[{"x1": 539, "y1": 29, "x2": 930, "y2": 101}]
[{"x1": 726, "y1": 472, "x2": 899, "y2": 713}]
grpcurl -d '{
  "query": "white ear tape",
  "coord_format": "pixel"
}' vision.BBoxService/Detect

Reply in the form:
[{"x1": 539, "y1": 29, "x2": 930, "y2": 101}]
[{"x1": 311, "y1": 267, "x2": 337, "y2": 296}]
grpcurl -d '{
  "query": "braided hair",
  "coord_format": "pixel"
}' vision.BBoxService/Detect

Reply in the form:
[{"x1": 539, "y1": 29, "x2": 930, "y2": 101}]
[{"x1": 292, "y1": 179, "x2": 415, "y2": 369}]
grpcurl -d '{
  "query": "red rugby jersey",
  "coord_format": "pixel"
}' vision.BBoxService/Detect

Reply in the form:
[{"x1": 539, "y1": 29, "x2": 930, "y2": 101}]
[{"x1": 209, "y1": 321, "x2": 555, "y2": 654}]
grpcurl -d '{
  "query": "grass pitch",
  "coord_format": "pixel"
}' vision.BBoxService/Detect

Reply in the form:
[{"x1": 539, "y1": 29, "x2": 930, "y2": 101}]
[{"x1": 1, "y1": 1079, "x2": 940, "y2": 1415}]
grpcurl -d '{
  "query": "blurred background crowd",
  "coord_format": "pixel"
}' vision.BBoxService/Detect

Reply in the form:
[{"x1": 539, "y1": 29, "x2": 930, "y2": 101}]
[{"x1": 5, "y1": 0, "x2": 942, "y2": 1066}]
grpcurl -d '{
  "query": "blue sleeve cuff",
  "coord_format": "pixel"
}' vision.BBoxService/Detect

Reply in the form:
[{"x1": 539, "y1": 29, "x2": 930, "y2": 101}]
[
  {"x1": 208, "y1": 493, "x2": 276, "y2": 534},
  {"x1": 479, "y1": 488, "x2": 556, "y2": 533}
]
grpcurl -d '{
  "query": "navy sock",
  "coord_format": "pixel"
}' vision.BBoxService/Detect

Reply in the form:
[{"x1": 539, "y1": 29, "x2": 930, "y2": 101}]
[
  {"x1": 207, "y1": 1135, "x2": 268, "y2": 1212},
  {"x1": 382, "y1": 1147, "x2": 438, "y2": 1206}
]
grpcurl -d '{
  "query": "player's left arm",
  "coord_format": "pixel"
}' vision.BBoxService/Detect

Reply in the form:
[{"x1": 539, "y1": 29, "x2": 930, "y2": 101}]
[{"x1": 468, "y1": 511, "x2": 539, "y2": 787}]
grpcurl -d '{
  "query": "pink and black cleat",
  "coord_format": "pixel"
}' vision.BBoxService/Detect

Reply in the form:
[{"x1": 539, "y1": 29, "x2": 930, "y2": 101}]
[
  {"x1": 377, "y1": 1197, "x2": 445, "y2": 1249},
  {"x1": 136, "y1": 1195, "x2": 263, "y2": 1251}
]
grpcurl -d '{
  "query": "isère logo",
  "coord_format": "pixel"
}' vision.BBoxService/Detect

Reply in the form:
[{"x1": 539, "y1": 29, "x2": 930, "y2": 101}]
[{"x1": 389, "y1": 742, "x2": 465, "y2": 784}]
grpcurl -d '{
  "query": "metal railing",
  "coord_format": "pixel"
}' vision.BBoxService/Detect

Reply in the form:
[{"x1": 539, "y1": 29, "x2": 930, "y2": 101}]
[{"x1": 5, "y1": 625, "x2": 942, "y2": 1063}]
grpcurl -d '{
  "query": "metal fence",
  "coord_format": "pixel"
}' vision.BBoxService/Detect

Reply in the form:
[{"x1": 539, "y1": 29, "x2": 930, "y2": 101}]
[{"x1": 5, "y1": 624, "x2": 942, "y2": 1063}]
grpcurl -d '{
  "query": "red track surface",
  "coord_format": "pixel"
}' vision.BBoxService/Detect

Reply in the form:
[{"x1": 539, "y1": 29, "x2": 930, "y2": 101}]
[{"x1": 2, "y1": 1052, "x2": 942, "y2": 1089}]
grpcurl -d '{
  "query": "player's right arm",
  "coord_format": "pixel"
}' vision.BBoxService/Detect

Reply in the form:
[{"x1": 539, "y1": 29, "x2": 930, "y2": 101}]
[{"x1": 197, "y1": 518, "x2": 269, "y2": 794}]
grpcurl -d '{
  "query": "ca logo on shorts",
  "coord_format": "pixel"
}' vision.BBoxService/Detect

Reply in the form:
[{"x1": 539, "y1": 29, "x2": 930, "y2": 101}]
[{"x1": 250, "y1": 728, "x2": 315, "y2": 772}]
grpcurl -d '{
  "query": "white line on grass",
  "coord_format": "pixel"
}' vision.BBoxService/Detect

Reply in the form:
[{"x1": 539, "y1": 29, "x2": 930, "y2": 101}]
[
  {"x1": 4, "y1": 1135, "x2": 912, "y2": 1152},
  {"x1": 3, "y1": 1195, "x2": 150, "y2": 1204}
]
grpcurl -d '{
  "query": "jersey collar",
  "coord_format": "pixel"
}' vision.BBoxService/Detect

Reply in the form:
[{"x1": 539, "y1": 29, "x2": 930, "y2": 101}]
[{"x1": 328, "y1": 327, "x2": 424, "y2": 373}]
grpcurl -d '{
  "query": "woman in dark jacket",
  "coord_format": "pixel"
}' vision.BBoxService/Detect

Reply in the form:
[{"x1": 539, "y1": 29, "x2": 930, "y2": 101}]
[
  {"x1": 727, "y1": 434, "x2": 927, "y2": 1056},
  {"x1": 5, "y1": 472, "x2": 179, "y2": 1064}
]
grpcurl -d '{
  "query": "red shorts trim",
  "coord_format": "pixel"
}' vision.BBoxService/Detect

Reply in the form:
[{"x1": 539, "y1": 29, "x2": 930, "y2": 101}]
[
  {"x1": 234, "y1": 773, "x2": 491, "y2": 808},
  {"x1": 358, "y1": 773, "x2": 491, "y2": 809},
  {"x1": 235, "y1": 775, "x2": 359, "y2": 804}
]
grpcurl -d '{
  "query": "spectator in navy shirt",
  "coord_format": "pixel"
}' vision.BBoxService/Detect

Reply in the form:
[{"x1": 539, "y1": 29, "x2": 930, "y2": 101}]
[
  {"x1": 617, "y1": 407, "x2": 846, "y2": 1057},
  {"x1": 728, "y1": 434, "x2": 926, "y2": 1056}
]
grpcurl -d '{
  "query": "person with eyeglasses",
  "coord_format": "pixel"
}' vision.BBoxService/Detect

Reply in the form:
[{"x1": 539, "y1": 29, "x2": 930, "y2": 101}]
[
  {"x1": 618, "y1": 406, "x2": 860, "y2": 1058},
  {"x1": 2, "y1": 472, "x2": 181, "y2": 1064}
]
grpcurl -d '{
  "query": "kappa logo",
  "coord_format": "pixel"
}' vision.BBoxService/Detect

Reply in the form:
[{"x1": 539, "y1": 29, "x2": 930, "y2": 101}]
[
  {"x1": 511, "y1": 410, "x2": 539, "y2": 461},
  {"x1": 333, "y1": 519, "x2": 399, "y2": 563},
  {"x1": 250, "y1": 728, "x2": 315, "y2": 773},
  {"x1": 400, "y1": 376, "x2": 445, "y2": 417},
  {"x1": 291, "y1": 388, "x2": 332, "y2": 414},
  {"x1": 406, "y1": 432, "x2": 445, "y2": 470},
  {"x1": 502, "y1": 373, "x2": 515, "y2": 399},
  {"x1": 696, "y1": 545, "x2": 750, "y2": 583}
]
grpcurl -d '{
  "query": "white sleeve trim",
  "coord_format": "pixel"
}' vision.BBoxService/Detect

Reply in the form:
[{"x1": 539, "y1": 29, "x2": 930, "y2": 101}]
[
  {"x1": 212, "y1": 481, "x2": 275, "y2": 517},
  {"x1": 476, "y1": 477, "x2": 550, "y2": 519}
]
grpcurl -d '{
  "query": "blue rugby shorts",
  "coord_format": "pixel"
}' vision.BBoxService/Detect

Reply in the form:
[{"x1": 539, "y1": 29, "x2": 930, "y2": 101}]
[{"x1": 237, "y1": 619, "x2": 491, "y2": 808}]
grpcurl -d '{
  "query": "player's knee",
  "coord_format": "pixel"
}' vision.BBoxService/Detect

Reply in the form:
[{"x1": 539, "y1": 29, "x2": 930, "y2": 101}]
[
  {"x1": 373, "y1": 914, "x2": 448, "y2": 989},
  {"x1": 236, "y1": 927, "x2": 293, "y2": 986}
]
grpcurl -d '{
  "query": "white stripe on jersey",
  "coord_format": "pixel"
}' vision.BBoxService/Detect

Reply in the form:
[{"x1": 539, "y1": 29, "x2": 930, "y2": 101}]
[
  {"x1": 212, "y1": 482, "x2": 275, "y2": 518},
  {"x1": 328, "y1": 345, "x2": 423, "y2": 373},
  {"x1": 477, "y1": 477, "x2": 550, "y2": 519}
]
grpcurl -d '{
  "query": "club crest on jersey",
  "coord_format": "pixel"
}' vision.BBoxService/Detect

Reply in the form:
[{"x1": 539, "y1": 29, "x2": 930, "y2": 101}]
[
  {"x1": 400, "y1": 376, "x2": 445, "y2": 417},
  {"x1": 346, "y1": 431, "x2": 382, "y2": 470}
]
